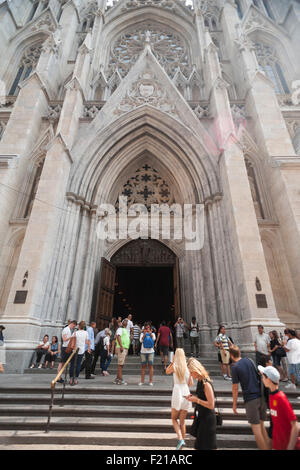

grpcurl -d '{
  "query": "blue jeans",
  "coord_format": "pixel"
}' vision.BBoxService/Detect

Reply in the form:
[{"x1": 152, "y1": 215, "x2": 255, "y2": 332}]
[
  {"x1": 69, "y1": 353, "x2": 84, "y2": 379},
  {"x1": 100, "y1": 350, "x2": 112, "y2": 372}
]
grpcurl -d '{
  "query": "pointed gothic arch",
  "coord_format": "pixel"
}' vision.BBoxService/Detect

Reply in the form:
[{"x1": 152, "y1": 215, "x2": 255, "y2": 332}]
[{"x1": 69, "y1": 105, "x2": 221, "y2": 207}]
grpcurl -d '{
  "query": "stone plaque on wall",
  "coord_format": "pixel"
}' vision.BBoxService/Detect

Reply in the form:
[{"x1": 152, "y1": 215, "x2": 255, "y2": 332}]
[
  {"x1": 14, "y1": 290, "x2": 28, "y2": 304},
  {"x1": 256, "y1": 294, "x2": 268, "y2": 308}
]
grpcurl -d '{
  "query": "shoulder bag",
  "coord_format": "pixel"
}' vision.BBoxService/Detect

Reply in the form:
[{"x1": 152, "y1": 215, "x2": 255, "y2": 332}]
[{"x1": 66, "y1": 335, "x2": 76, "y2": 354}]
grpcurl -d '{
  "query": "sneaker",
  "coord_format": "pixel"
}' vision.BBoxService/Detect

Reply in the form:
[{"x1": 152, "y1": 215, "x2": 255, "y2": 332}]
[
  {"x1": 57, "y1": 378, "x2": 64, "y2": 384},
  {"x1": 138, "y1": 382, "x2": 144, "y2": 386},
  {"x1": 113, "y1": 378, "x2": 120, "y2": 384},
  {"x1": 149, "y1": 382, "x2": 154, "y2": 386},
  {"x1": 30, "y1": 364, "x2": 35, "y2": 369},
  {"x1": 118, "y1": 379, "x2": 127, "y2": 385},
  {"x1": 224, "y1": 375, "x2": 232, "y2": 381},
  {"x1": 285, "y1": 383, "x2": 296, "y2": 390},
  {"x1": 176, "y1": 439, "x2": 185, "y2": 450},
  {"x1": 38, "y1": 364, "x2": 42, "y2": 369}
]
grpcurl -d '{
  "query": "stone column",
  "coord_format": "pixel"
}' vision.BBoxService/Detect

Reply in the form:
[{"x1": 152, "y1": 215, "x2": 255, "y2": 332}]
[
  {"x1": 1, "y1": 13, "x2": 94, "y2": 372},
  {"x1": 221, "y1": 1, "x2": 300, "y2": 313},
  {"x1": 204, "y1": 25, "x2": 282, "y2": 350}
]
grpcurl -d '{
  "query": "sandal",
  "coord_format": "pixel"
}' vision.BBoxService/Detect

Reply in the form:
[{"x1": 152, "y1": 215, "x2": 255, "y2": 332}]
[
  {"x1": 73, "y1": 379, "x2": 78, "y2": 385},
  {"x1": 69, "y1": 379, "x2": 74, "y2": 386}
]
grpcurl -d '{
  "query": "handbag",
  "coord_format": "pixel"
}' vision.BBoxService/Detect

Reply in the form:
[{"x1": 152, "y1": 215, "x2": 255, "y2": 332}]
[
  {"x1": 275, "y1": 346, "x2": 286, "y2": 358},
  {"x1": 211, "y1": 382, "x2": 223, "y2": 427},
  {"x1": 66, "y1": 335, "x2": 76, "y2": 354},
  {"x1": 190, "y1": 410, "x2": 199, "y2": 437}
]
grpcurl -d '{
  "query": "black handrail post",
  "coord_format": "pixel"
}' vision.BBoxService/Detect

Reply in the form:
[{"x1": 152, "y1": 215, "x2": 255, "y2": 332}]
[{"x1": 45, "y1": 386, "x2": 55, "y2": 434}]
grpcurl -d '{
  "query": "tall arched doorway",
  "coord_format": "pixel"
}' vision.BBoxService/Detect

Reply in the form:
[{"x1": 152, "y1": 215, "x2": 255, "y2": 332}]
[{"x1": 94, "y1": 239, "x2": 180, "y2": 329}]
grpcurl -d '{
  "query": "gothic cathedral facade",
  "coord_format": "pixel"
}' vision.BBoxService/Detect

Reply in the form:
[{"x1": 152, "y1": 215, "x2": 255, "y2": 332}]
[{"x1": 0, "y1": 0, "x2": 300, "y2": 372}]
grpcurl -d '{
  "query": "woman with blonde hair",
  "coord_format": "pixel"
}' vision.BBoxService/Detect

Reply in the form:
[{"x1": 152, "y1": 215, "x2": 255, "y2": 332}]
[
  {"x1": 186, "y1": 358, "x2": 217, "y2": 450},
  {"x1": 166, "y1": 348, "x2": 193, "y2": 450}
]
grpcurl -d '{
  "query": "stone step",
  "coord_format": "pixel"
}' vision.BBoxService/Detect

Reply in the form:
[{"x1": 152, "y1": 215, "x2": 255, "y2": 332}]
[
  {"x1": 0, "y1": 430, "x2": 257, "y2": 450},
  {"x1": 0, "y1": 404, "x2": 271, "y2": 419},
  {"x1": 0, "y1": 415, "x2": 258, "y2": 435}
]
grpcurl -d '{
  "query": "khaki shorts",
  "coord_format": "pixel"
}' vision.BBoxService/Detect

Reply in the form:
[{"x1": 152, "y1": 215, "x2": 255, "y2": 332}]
[
  {"x1": 116, "y1": 348, "x2": 128, "y2": 366},
  {"x1": 220, "y1": 349, "x2": 230, "y2": 365}
]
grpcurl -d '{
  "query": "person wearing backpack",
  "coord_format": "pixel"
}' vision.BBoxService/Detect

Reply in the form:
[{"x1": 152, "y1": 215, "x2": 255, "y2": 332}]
[{"x1": 139, "y1": 322, "x2": 156, "y2": 386}]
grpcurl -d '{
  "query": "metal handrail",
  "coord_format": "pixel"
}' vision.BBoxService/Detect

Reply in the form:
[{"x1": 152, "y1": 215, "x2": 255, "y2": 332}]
[{"x1": 45, "y1": 347, "x2": 79, "y2": 433}]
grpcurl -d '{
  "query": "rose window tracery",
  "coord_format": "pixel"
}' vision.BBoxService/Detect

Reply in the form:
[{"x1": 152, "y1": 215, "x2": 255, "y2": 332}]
[{"x1": 107, "y1": 25, "x2": 192, "y2": 80}]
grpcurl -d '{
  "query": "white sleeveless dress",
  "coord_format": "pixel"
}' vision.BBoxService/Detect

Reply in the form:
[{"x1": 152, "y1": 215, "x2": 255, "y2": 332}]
[{"x1": 171, "y1": 367, "x2": 193, "y2": 412}]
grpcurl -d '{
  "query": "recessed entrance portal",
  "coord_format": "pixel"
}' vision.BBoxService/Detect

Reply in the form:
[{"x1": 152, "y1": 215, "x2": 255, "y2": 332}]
[
  {"x1": 114, "y1": 266, "x2": 174, "y2": 327},
  {"x1": 95, "y1": 239, "x2": 180, "y2": 329}
]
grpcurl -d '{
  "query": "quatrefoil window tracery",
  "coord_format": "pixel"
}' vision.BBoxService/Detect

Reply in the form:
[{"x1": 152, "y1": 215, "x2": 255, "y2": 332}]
[
  {"x1": 116, "y1": 164, "x2": 174, "y2": 211},
  {"x1": 107, "y1": 25, "x2": 192, "y2": 80}
]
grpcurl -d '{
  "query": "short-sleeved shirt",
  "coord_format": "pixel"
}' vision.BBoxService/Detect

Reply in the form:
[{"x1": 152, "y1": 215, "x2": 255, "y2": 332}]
[
  {"x1": 133, "y1": 325, "x2": 141, "y2": 340},
  {"x1": 269, "y1": 390, "x2": 298, "y2": 450},
  {"x1": 85, "y1": 326, "x2": 95, "y2": 352},
  {"x1": 103, "y1": 336, "x2": 110, "y2": 352},
  {"x1": 158, "y1": 326, "x2": 171, "y2": 347},
  {"x1": 175, "y1": 323, "x2": 185, "y2": 338},
  {"x1": 285, "y1": 338, "x2": 300, "y2": 364},
  {"x1": 255, "y1": 332, "x2": 270, "y2": 355},
  {"x1": 215, "y1": 334, "x2": 230, "y2": 350},
  {"x1": 62, "y1": 326, "x2": 72, "y2": 348},
  {"x1": 190, "y1": 322, "x2": 199, "y2": 338},
  {"x1": 231, "y1": 358, "x2": 261, "y2": 403},
  {"x1": 75, "y1": 330, "x2": 89, "y2": 355},
  {"x1": 38, "y1": 341, "x2": 50, "y2": 349}
]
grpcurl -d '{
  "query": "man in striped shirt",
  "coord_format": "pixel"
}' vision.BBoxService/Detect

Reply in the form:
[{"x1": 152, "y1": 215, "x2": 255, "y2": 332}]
[{"x1": 132, "y1": 322, "x2": 141, "y2": 355}]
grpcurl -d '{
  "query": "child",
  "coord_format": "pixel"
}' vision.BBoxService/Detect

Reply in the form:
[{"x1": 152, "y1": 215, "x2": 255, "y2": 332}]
[{"x1": 258, "y1": 365, "x2": 300, "y2": 450}]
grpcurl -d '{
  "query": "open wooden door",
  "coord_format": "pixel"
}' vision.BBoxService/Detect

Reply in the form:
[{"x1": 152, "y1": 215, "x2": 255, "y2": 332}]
[
  {"x1": 95, "y1": 258, "x2": 116, "y2": 330},
  {"x1": 173, "y1": 258, "x2": 181, "y2": 319}
]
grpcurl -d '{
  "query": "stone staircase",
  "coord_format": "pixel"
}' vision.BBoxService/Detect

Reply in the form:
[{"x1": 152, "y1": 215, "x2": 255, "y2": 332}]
[{"x1": 1, "y1": 356, "x2": 299, "y2": 450}]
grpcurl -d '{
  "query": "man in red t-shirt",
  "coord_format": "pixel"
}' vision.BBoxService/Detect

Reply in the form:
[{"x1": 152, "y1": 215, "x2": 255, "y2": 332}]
[
  {"x1": 155, "y1": 321, "x2": 173, "y2": 371},
  {"x1": 258, "y1": 365, "x2": 300, "y2": 450}
]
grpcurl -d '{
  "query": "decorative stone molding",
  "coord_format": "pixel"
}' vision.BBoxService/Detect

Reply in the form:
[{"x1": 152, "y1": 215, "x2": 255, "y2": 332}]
[
  {"x1": 44, "y1": 102, "x2": 62, "y2": 121},
  {"x1": 190, "y1": 103, "x2": 210, "y2": 119},
  {"x1": 291, "y1": 80, "x2": 300, "y2": 106},
  {"x1": 231, "y1": 103, "x2": 247, "y2": 127},
  {"x1": 242, "y1": 8, "x2": 272, "y2": 35},
  {"x1": 31, "y1": 12, "x2": 57, "y2": 33},
  {"x1": 66, "y1": 192, "x2": 95, "y2": 213},
  {"x1": 0, "y1": 121, "x2": 7, "y2": 140},
  {"x1": 114, "y1": 69, "x2": 179, "y2": 118},
  {"x1": 82, "y1": 102, "x2": 104, "y2": 119},
  {"x1": 0, "y1": 96, "x2": 16, "y2": 109},
  {"x1": 0, "y1": 154, "x2": 19, "y2": 169},
  {"x1": 271, "y1": 156, "x2": 300, "y2": 169}
]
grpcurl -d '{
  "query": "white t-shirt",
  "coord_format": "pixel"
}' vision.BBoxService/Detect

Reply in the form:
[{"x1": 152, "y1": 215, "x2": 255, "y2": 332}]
[
  {"x1": 140, "y1": 332, "x2": 156, "y2": 354},
  {"x1": 75, "y1": 330, "x2": 89, "y2": 355},
  {"x1": 39, "y1": 341, "x2": 50, "y2": 349},
  {"x1": 285, "y1": 338, "x2": 300, "y2": 364},
  {"x1": 104, "y1": 336, "x2": 110, "y2": 351},
  {"x1": 255, "y1": 332, "x2": 270, "y2": 355},
  {"x1": 126, "y1": 319, "x2": 133, "y2": 334},
  {"x1": 62, "y1": 326, "x2": 72, "y2": 348}
]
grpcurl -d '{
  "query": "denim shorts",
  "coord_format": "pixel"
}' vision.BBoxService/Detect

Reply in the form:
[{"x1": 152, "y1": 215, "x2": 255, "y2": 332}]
[
  {"x1": 289, "y1": 363, "x2": 300, "y2": 383},
  {"x1": 141, "y1": 352, "x2": 154, "y2": 365}
]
